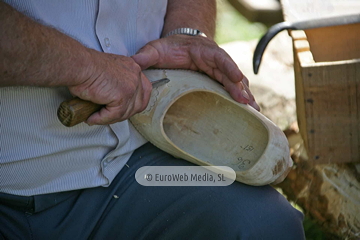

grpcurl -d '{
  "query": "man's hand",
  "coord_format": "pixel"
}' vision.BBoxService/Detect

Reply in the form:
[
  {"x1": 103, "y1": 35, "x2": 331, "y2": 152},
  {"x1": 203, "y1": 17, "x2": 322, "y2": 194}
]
[
  {"x1": 132, "y1": 35, "x2": 260, "y2": 111},
  {"x1": 69, "y1": 51, "x2": 152, "y2": 125},
  {"x1": 1, "y1": 2, "x2": 152, "y2": 126}
]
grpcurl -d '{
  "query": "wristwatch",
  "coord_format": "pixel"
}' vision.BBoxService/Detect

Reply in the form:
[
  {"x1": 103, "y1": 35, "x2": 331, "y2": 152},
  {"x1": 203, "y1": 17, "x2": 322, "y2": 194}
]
[{"x1": 164, "y1": 28, "x2": 207, "y2": 38}]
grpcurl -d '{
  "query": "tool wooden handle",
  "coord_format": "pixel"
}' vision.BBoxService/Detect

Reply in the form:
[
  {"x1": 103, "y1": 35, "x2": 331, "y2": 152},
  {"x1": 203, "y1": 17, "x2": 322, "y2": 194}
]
[{"x1": 57, "y1": 98, "x2": 102, "y2": 127}]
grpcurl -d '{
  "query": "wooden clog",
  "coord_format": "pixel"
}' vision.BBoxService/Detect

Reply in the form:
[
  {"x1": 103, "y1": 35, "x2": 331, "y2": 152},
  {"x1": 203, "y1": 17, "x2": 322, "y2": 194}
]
[{"x1": 130, "y1": 69, "x2": 292, "y2": 185}]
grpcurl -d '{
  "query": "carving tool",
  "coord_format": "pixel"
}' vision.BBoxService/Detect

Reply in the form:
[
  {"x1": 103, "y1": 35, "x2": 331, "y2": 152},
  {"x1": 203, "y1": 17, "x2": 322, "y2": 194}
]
[{"x1": 57, "y1": 78, "x2": 170, "y2": 127}]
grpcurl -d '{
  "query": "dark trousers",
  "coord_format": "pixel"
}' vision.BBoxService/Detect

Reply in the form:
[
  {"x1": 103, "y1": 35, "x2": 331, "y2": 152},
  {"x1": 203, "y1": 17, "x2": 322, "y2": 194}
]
[{"x1": 0, "y1": 143, "x2": 305, "y2": 239}]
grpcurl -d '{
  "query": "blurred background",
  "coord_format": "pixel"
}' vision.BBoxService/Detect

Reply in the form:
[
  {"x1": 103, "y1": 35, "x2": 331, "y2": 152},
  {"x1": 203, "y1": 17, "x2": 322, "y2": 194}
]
[
  {"x1": 214, "y1": 1, "x2": 330, "y2": 239},
  {"x1": 214, "y1": 0, "x2": 296, "y2": 131},
  {"x1": 215, "y1": 0, "x2": 267, "y2": 44}
]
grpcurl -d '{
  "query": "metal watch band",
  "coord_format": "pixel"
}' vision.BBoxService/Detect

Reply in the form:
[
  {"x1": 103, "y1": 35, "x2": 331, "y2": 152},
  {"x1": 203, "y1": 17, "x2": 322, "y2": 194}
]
[{"x1": 164, "y1": 28, "x2": 207, "y2": 38}]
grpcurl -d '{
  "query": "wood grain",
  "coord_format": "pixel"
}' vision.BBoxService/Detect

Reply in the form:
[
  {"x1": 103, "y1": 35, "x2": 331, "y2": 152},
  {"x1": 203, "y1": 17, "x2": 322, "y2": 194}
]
[
  {"x1": 57, "y1": 98, "x2": 102, "y2": 127},
  {"x1": 281, "y1": 0, "x2": 360, "y2": 22},
  {"x1": 286, "y1": 1, "x2": 360, "y2": 163}
]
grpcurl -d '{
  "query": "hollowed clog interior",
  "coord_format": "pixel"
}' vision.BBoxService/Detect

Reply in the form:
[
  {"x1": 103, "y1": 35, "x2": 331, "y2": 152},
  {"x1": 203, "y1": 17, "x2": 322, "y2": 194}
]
[{"x1": 163, "y1": 91, "x2": 269, "y2": 171}]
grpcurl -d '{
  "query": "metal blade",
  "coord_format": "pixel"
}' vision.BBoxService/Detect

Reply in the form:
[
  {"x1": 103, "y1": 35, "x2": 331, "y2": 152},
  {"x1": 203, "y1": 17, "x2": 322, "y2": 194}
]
[{"x1": 151, "y1": 78, "x2": 170, "y2": 88}]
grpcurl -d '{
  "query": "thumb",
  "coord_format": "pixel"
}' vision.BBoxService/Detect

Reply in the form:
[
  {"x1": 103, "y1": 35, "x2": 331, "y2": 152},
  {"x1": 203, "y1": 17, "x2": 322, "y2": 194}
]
[{"x1": 131, "y1": 44, "x2": 160, "y2": 70}]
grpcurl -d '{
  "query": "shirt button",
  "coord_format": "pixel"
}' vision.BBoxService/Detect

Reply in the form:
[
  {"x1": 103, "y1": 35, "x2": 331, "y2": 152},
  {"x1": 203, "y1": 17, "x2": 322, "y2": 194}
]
[{"x1": 104, "y1": 38, "x2": 111, "y2": 47}]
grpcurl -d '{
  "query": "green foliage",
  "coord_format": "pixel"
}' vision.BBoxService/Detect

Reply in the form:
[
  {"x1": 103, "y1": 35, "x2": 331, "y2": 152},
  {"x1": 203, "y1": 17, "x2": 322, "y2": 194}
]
[
  {"x1": 215, "y1": 0, "x2": 267, "y2": 44},
  {"x1": 303, "y1": 216, "x2": 328, "y2": 240}
]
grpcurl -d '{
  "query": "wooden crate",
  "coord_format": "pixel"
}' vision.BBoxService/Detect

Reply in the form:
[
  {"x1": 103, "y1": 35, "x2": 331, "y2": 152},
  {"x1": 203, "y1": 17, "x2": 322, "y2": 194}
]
[{"x1": 291, "y1": 24, "x2": 360, "y2": 163}]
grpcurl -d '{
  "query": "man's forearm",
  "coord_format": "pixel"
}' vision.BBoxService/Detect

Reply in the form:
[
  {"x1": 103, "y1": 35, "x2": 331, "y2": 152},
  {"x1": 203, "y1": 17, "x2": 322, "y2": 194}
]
[
  {"x1": 0, "y1": 2, "x2": 93, "y2": 87},
  {"x1": 162, "y1": 0, "x2": 216, "y2": 39}
]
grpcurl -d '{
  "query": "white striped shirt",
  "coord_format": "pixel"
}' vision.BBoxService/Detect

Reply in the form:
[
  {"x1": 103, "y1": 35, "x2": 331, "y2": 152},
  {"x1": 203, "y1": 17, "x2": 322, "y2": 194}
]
[{"x1": 0, "y1": 0, "x2": 167, "y2": 196}]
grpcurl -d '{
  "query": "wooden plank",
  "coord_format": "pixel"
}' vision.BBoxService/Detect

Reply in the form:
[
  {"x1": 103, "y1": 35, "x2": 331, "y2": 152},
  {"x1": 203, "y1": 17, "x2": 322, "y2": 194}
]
[
  {"x1": 300, "y1": 60, "x2": 360, "y2": 163},
  {"x1": 290, "y1": 30, "x2": 307, "y2": 40},
  {"x1": 293, "y1": 44, "x2": 309, "y2": 154},
  {"x1": 297, "y1": 51, "x2": 314, "y2": 64},
  {"x1": 293, "y1": 40, "x2": 310, "y2": 52},
  {"x1": 292, "y1": 31, "x2": 311, "y2": 154},
  {"x1": 305, "y1": 23, "x2": 360, "y2": 63},
  {"x1": 280, "y1": 0, "x2": 360, "y2": 22}
]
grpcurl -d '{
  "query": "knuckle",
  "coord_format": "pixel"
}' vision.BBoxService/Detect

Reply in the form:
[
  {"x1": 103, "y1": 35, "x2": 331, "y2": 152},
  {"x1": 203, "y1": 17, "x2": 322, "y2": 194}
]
[
  {"x1": 125, "y1": 58, "x2": 141, "y2": 71},
  {"x1": 121, "y1": 56, "x2": 141, "y2": 72},
  {"x1": 144, "y1": 80, "x2": 152, "y2": 93},
  {"x1": 106, "y1": 94, "x2": 118, "y2": 105},
  {"x1": 138, "y1": 96, "x2": 149, "y2": 113},
  {"x1": 131, "y1": 62, "x2": 142, "y2": 73},
  {"x1": 242, "y1": 76, "x2": 249, "y2": 85},
  {"x1": 111, "y1": 109, "x2": 126, "y2": 122}
]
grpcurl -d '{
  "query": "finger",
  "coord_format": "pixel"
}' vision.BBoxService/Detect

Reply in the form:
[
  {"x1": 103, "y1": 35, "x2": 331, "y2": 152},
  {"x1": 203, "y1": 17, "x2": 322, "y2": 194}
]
[
  {"x1": 242, "y1": 75, "x2": 250, "y2": 87},
  {"x1": 86, "y1": 105, "x2": 126, "y2": 125},
  {"x1": 182, "y1": 39, "x2": 239, "y2": 82},
  {"x1": 209, "y1": 68, "x2": 251, "y2": 105},
  {"x1": 248, "y1": 97, "x2": 260, "y2": 111},
  {"x1": 213, "y1": 49, "x2": 244, "y2": 83},
  {"x1": 127, "y1": 73, "x2": 151, "y2": 117},
  {"x1": 221, "y1": 78, "x2": 250, "y2": 104},
  {"x1": 131, "y1": 44, "x2": 160, "y2": 70},
  {"x1": 242, "y1": 79, "x2": 260, "y2": 111},
  {"x1": 86, "y1": 85, "x2": 136, "y2": 125},
  {"x1": 212, "y1": 68, "x2": 229, "y2": 86},
  {"x1": 119, "y1": 72, "x2": 151, "y2": 119},
  {"x1": 140, "y1": 73, "x2": 152, "y2": 111}
]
